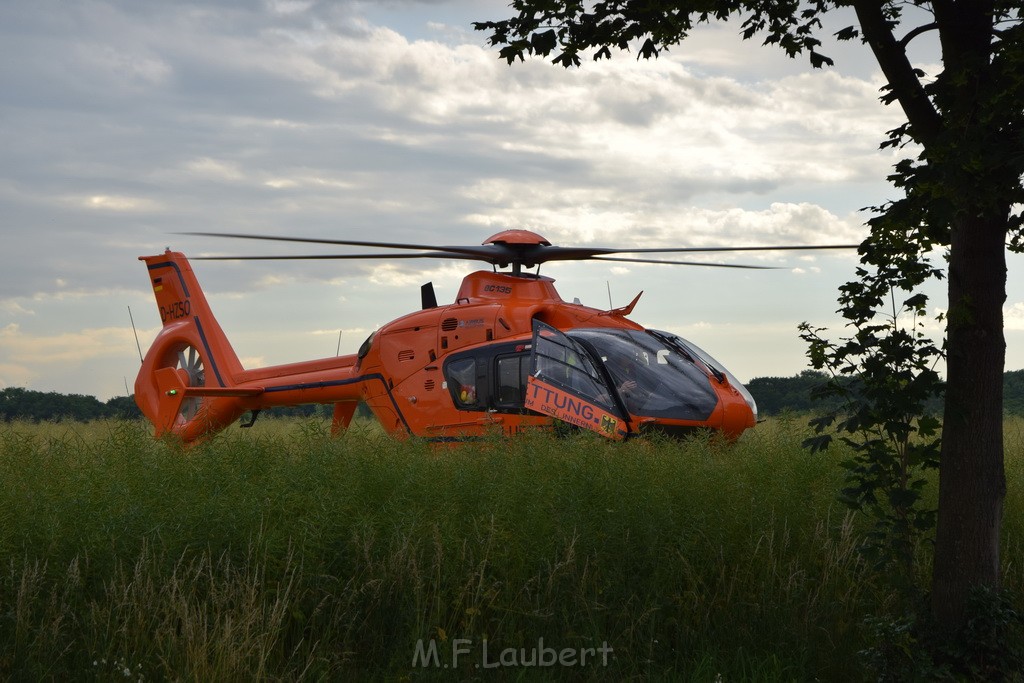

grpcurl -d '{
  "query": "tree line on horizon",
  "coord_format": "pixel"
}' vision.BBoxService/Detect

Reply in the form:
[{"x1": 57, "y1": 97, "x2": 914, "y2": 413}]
[
  {"x1": 0, "y1": 386, "x2": 363, "y2": 423},
  {"x1": 5, "y1": 370, "x2": 1024, "y2": 423},
  {"x1": 748, "y1": 369, "x2": 1024, "y2": 417}
]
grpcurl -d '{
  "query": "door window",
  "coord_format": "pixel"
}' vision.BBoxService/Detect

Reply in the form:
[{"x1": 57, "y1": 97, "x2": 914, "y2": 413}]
[
  {"x1": 495, "y1": 354, "x2": 530, "y2": 407},
  {"x1": 445, "y1": 357, "x2": 480, "y2": 408}
]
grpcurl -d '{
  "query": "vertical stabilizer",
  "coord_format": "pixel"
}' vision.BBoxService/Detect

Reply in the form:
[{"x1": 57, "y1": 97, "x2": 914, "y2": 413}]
[{"x1": 135, "y1": 250, "x2": 247, "y2": 441}]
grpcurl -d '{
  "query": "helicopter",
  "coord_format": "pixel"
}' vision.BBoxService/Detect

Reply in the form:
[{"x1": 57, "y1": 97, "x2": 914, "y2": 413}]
[{"x1": 133, "y1": 229, "x2": 856, "y2": 445}]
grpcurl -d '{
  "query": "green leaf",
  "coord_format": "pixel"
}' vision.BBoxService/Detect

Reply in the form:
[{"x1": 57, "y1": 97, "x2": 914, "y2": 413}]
[
  {"x1": 809, "y1": 50, "x2": 833, "y2": 68},
  {"x1": 834, "y1": 25, "x2": 859, "y2": 41},
  {"x1": 530, "y1": 29, "x2": 557, "y2": 55}
]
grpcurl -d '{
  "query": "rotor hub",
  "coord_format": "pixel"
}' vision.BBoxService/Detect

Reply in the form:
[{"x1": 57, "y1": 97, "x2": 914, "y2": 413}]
[{"x1": 482, "y1": 229, "x2": 551, "y2": 247}]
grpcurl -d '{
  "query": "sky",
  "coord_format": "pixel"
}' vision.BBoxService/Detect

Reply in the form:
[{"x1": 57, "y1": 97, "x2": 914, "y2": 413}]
[{"x1": 2, "y1": 0, "x2": 1023, "y2": 402}]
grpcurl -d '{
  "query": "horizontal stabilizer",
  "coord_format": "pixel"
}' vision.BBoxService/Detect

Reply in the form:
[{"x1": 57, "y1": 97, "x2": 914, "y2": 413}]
[{"x1": 181, "y1": 386, "x2": 265, "y2": 398}]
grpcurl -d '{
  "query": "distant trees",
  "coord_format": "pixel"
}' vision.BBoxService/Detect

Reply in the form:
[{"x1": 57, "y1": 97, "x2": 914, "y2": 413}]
[
  {"x1": 103, "y1": 395, "x2": 143, "y2": 420},
  {"x1": 749, "y1": 371, "x2": 1024, "y2": 418},
  {"x1": 0, "y1": 388, "x2": 374, "y2": 423},
  {"x1": 0, "y1": 387, "x2": 140, "y2": 422},
  {"x1": 1004, "y1": 370, "x2": 1024, "y2": 415},
  {"x1": 746, "y1": 371, "x2": 841, "y2": 416}
]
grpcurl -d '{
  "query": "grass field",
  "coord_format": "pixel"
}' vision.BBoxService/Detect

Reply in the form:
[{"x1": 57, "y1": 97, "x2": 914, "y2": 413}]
[{"x1": 1, "y1": 416, "x2": 1021, "y2": 681}]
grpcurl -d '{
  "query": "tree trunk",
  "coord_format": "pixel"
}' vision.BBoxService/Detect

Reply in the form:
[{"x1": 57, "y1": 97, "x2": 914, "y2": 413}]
[{"x1": 932, "y1": 212, "x2": 1008, "y2": 627}]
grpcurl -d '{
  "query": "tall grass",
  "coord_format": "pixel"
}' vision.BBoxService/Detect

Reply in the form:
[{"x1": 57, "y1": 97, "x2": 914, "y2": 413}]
[{"x1": 0, "y1": 416, "x2": 1020, "y2": 680}]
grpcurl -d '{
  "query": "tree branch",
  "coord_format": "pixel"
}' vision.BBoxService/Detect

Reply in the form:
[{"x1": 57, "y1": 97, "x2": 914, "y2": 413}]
[
  {"x1": 852, "y1": 0, "x2": 943, "y2": 145},
  {"x1": 899, "y1": 22, "x2": 939, "y2": 49}
]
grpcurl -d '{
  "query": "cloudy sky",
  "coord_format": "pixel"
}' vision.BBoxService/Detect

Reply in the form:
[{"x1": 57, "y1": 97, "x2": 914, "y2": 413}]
[{"x1": 2, "y1": 0, "x2": 1022, "y2": 402}]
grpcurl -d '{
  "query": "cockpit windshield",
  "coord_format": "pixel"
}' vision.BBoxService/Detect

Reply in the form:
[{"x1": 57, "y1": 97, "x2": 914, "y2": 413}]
[
  {"x1": 649, "y1": 329, "x2": 758, "y2": 421},
  {"x1": 567, "y1": 328, "x2": 719, "y2": 421}
]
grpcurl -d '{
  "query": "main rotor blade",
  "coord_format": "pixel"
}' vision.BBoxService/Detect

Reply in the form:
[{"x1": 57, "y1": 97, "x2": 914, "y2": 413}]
[
  {"x1": 530, "y1": 244, "x2": 861, "y2": 261},
  {"x1": 179, "y1": 231, "x2": 498, "y2": 259},
  {"x1": 591, "y1": 256, "x2": 778, "y2": 269},
  {"x1": 613, "y1": 244, "x2": 861, "y2": 254},
  {"x1": 191, "y1": 251, "x2": 485, "y2": 261}
]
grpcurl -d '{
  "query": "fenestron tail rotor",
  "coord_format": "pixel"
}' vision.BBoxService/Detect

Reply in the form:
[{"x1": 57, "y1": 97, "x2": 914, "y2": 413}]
[{"x1": 174, "y1": 344, "x2": 205, "y2": 423}]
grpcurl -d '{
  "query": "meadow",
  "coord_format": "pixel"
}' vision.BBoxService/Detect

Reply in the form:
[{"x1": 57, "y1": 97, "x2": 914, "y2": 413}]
[{"x1": 0, "y1": 416, "x2": 1021, "y2": 681}]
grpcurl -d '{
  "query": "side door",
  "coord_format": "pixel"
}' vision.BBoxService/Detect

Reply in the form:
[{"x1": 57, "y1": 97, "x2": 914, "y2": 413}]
[{"x1": 525, "y1": 320, "x2": 629, "y2": 440}]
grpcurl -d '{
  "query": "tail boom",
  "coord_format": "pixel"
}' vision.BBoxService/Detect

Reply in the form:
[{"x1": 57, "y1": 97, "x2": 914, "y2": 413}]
[{"x1": 135, "y1": 250, "x2": 365, "y2": 444}]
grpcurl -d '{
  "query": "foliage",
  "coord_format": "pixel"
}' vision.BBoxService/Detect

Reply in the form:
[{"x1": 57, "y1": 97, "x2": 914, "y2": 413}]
[
  {"x1": 797, "y1": 233, "x2": 945, "y2": 579},
  {"x1": 859, "y1": 612, "x2": 953, "y2": 682},
  {"x1": 0, "y1": 418, "x2": 924, "y2": 681},
  {"x1": 860, "y1": 587, "x2": 1024, "y2": 682},
  {"x1": 473, "y1": 0, "x2": 839, "y2": 69},
  {"x1": 0, "y1": 418, "x2": 1020, "y2": 679}
]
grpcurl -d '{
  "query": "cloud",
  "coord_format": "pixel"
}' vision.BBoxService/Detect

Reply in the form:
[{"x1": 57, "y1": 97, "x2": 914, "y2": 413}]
[
  {"x1": 1005, "y1": 302, "x2": 1024, "y2": 331},
  {"x1": 310, "y1": 327, "x2": 370, "y2": 336},
  {"x1": 367, "y1": 262, "x2": 468, "y2": 287},
  {"x1": 2, "y1": 1, "x2": 891, "y2": 297},
  {"x1": 186, "y1": 157, "x2": 246, "y2": 181},
  {"x1": 0, "y1": 300, "x2": 34, "y2": 316},
  {"x1": 0, "y1": 324, "x2": 145, "y2": 365},
  {"x1": 0, "y1": 362, "x2": 36, "y2": 387},
  {"x1": 79, "y1": 195, "x2": 164, "y2": 211},
  {"x1": 5, "y1": 0, "x2": 1002, "y2": 399}
]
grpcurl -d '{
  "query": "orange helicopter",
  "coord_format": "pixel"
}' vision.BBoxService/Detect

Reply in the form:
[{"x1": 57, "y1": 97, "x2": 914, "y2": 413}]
[{"x1": 134, "y1": 229, "x2": 856, "y2": 445}]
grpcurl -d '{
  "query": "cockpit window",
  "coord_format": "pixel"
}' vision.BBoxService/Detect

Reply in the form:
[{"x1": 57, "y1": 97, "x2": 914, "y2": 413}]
[{"x1": 568, "y1": 328, "x2": 719, "y2": 421}]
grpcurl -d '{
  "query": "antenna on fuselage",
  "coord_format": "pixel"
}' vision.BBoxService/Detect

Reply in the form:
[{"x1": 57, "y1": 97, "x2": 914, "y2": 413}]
[{"x1": 128, "y1": 305, "x2": 143, "y2": 364}]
